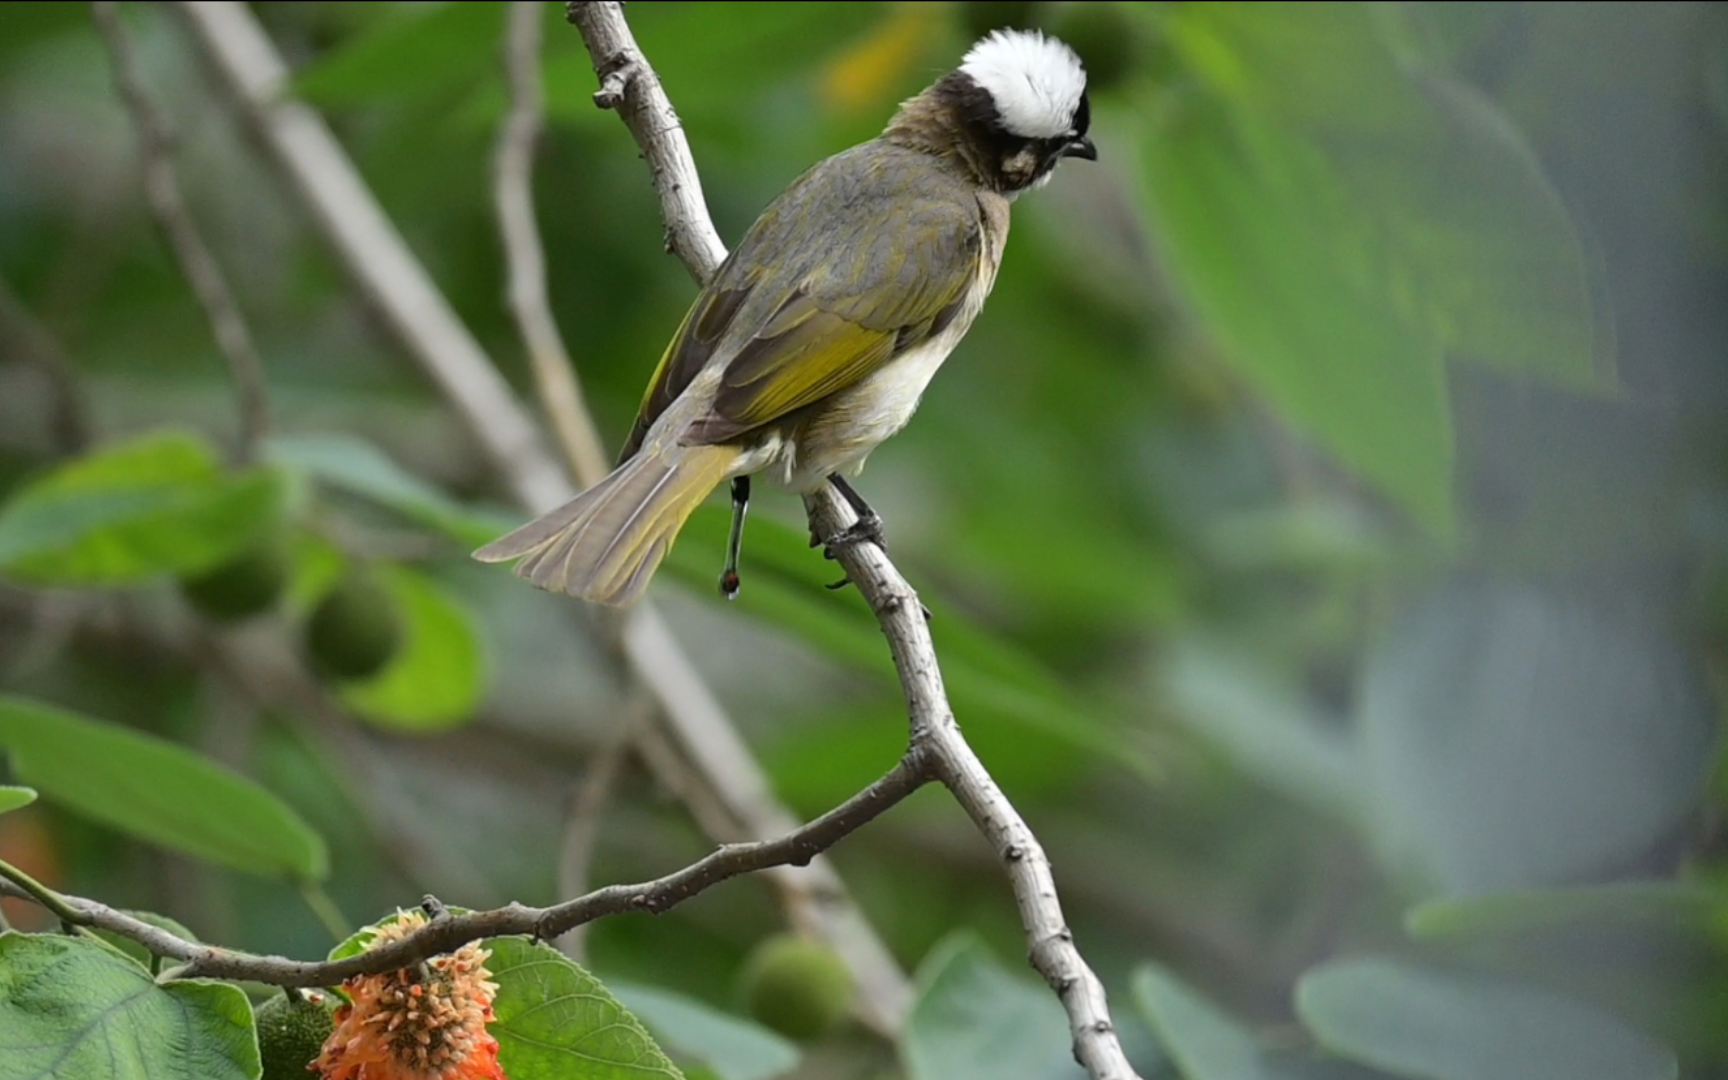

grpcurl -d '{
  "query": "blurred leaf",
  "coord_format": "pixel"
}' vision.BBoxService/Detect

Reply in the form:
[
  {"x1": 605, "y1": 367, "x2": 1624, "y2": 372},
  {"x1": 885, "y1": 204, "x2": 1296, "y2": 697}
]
[
  {"x1": 1405, "y1": 882, "x2": 1728, "y2": 946},
  {"x1": 666, "y1": 507, "x2": 1156, "y2": 782},
  {"x1": 335, "y1": 564, "x2": 487, "y2": 731},
  {"x1": 293, "y1": 0, "x2": 502, "y2": 105},
  {"x1": 0, "y1": 429, "x2": 286, "y2": 586},
  {"x1": 1295, "y1": 957, "x2": 1678, "y2": 1080},
  {"x1": 0, "y1": 786, "x2": 36, "y2": 814},
  {"x1": 1357, "y1": 580, "x2": 1717, "y2": 894},
  {"x1": 1141, "y1": 94, "x2": 1454, "y2": 536},
  {"x1": 0, "y1": 932, "x2": 259, "y2": 1080},
  {"x1": 0, "y1": 695, "x2": 328, "y2": 882},
  {"x1": 1166, "y1": 2, "x2": 1431, "y2": 133},
  {"x1": 488, "y1": 936, "x2": 685, "y2": 1080},
  {"x1": 1160, "y1": 638, "x2": 1363, "y2": 826},
  {"x1": 904, "y1": 933, "x2": 1083, "y2": 1080},
  {"x1": 1132, "y1": 963, "x2": 1273, "y2": 1080},
  {"x1": 91, "y1": 910, "x2": 201, "y2": 973},
  {"x1": 268, "y1": 433, "x2": 514, "y2": 549},
  {"x1": 609, "y1": 978, "x2": 800, "y2": 1080}
]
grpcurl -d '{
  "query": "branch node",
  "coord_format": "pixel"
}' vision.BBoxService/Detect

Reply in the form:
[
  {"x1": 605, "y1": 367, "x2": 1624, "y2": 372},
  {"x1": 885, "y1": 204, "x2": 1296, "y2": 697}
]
[{"x1": 593, "y1": 56, "x2": 636, "y2": 110}]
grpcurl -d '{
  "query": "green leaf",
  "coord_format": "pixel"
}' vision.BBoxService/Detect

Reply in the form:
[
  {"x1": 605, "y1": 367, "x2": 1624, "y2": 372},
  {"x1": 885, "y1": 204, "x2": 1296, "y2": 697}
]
[
  {"x1": 1295, "y1": 957, "x2": 1678, "y2": 1080},
  {"x1": 335, "y1": 565, "x2": 488, "y2": 731},
  {"x1": 293, "y1": 1, "x2": 503, "y2": 105},
  {"x1": 1405, "y1": 882, "x2": 1728, "y2": 945},
  {"x1": 904, "y1": 933, "x2": 1081, "y2": 1080},
  {"x1": 1357, "y1": 581, "x2": 1717, "y2": 894},
  {"x1": 0, "y1": 932, "x2": 260, "y2": 1080},
  {"x1": 0, "y1": 786, "x2": 36, "y2": 814},
  {"x1": 1131, "y1": 963, "x2": 1279, "y2": 1080},
  {"x1": 0, "y1": 695, "x2": 328, "y2": 882},
  {"x1": 1141, "y1": 94, "x2": 1455, "y2": 535},
  {"x1": 487, "y1": 936, "x2": 685, "y2": 1080},
  {"x1": 0, "y1": 429, "x2": 285, "y2": 586},
  {"x1": 268, "y1": 433, "x2": 514, "y2": 550},
  {"x1": 608, "y1": 979, "x2": 800, "y2": 1080},
  {"x1": 1167, "y1": 2, "x2": 1431, "y2": 133}
]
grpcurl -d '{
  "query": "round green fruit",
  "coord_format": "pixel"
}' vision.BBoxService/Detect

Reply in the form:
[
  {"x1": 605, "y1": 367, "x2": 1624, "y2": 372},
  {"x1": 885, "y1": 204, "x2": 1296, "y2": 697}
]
[
  {"x1": 305, "y1": 568, "x2": 402, "y2": 682},
  {"x1": 178, "y1": 540, "x2": 289, "y2": 622},
  {"x1": 738, "y1": 934, "x2": 853, "y2": 1040},
  {"x1": 255, "y1": 989, "x2": 337, "y2": 1080}
]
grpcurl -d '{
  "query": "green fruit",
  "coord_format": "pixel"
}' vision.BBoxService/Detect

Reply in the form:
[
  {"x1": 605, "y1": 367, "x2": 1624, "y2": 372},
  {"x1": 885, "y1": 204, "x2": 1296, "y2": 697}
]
[
  {"x1": 178, "y1": 539, "x2": 290, "y2": 622},
  {"x1": 255, "y1": 989, "x2": 337, "y2": 1080},
  {"x1": 738, "y1": 934, "x2": 853, "y2": 1040},
  {"x1": 305, "y1": 568, "x2": 402, "y2": 681},
  {"x1": 959, "y1": 1, "x2": 1042, "y2": 40}
]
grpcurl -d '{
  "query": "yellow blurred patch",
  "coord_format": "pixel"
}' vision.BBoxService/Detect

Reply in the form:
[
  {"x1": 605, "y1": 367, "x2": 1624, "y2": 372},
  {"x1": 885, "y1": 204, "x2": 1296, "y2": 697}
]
[{"x1": 820, "y1": 4, "x2": 943, "y2": 114}]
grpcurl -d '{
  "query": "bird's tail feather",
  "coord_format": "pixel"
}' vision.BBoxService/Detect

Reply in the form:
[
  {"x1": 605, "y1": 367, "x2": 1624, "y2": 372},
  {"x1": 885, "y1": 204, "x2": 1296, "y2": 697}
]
[{"x1": 473, "y1": 445, "x2": 736, "y2": 606}]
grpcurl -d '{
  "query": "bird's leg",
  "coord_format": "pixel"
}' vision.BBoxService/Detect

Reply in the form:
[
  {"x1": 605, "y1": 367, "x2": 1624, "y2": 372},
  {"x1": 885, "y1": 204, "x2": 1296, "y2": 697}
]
[
  {"x1": 717, "y1": 476, "x2": 750, "y2": 600},
  {"x1": 816, "y1": 474, "x2": 888, "y2": 592},
  {"x1": 822, "y1": 474, "x2": 887, "y2": 551}
]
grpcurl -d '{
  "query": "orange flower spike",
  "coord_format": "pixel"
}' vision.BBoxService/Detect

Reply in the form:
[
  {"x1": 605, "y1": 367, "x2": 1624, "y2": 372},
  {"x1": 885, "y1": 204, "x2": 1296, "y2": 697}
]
[{"x1": 313, "y1": 911, "x2": 506, "y2": 1080}]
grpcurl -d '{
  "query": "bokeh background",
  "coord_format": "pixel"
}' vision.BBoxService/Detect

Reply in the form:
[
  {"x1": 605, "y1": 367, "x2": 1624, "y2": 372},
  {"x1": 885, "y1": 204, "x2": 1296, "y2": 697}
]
[{"x1": 1, "y1": 3, "x2": 1725, "y2": 1078}]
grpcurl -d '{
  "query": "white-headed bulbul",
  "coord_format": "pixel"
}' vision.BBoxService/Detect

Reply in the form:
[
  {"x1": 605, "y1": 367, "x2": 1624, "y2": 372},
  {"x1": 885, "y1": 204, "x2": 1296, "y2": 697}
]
[{"x1": 475, "y1": 29, "x2": 1095, "y2": 604}]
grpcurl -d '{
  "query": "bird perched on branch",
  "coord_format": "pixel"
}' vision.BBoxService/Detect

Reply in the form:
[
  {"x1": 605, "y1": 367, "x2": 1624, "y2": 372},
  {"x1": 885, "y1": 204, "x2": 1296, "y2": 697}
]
[{"x1": 476, "y1": 29, "x2": 1095, "y2": 605}]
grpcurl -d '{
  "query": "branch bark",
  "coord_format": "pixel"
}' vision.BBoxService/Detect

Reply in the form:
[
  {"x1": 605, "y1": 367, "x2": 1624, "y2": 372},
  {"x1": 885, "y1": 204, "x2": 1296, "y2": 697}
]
[
  {"x1": 565, "y1": 3, "x2": 1144, "y2": 1075},
  {"x1": 0, "y1": 752, "x2": 926, "y2": 985}
]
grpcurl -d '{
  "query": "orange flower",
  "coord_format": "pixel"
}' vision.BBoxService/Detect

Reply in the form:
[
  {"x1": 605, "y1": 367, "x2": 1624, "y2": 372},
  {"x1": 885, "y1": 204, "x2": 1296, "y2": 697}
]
[{"x1": 313, "y1": 911, "x2": 506, "y2": 1080}]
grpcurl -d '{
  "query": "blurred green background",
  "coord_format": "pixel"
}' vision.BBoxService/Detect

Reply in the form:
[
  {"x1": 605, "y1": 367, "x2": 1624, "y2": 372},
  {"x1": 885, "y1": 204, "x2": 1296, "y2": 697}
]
[{"x1": 0, "y1": 2, "x2": 1725, "y2": 1079}]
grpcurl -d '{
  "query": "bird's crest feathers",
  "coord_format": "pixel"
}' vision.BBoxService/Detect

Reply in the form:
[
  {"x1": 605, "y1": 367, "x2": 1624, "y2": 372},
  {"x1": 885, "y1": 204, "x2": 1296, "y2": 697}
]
[{"x1": 959, "y1": 29, "x2": 1087, "y2": 139}]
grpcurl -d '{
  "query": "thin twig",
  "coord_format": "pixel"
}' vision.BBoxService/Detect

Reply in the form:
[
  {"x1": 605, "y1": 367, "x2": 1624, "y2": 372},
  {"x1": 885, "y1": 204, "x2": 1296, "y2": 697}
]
[
  {"x1": 0, "y1": 276, "x2": 92, "y2": 453},
  {"x1": 564, "y1": 2, "x2": 1143, "y2": 1074},
  {"x1": 495, "y1": 0, "x2": 611, "y2": 488},
  {"x1": 0, "y1": 755, "x2": 928, "y2": 986},
  {"x1": 172, "y1": 0, "x2": 912, "y2": 1035},
  {"x1": 92, "y1": 0, "x2": 269, "y2": 463}
]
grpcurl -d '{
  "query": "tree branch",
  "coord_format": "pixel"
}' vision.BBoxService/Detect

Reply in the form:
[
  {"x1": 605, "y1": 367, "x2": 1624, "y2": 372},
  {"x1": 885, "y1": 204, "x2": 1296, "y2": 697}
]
[
  {"x1": 92, "y1": 0, "x2": 269, "y2": 463},
  {"x1": 171, "y1": 0, "x2": 911, "y2": 1035},
  {"x1": 0, "y1": 754, "x2": 927, "y2": 986},
  {"x1": 563, "y1": 2, "x2": 1144, "y2": 1075},
  {"x1": 494, "y1": 0, "x2": 612, "y2": 489}
]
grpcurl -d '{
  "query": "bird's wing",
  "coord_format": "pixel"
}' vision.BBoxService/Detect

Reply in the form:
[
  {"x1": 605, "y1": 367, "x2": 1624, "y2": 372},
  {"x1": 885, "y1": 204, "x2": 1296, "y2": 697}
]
[{"x1": 618, "y1": 156, "x2": 983, "y2": 458}]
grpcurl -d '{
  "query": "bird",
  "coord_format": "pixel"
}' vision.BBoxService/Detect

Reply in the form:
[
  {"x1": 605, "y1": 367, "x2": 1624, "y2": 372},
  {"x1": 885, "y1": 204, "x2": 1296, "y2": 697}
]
[{"x1": 475, "y1": 28, "x2": 1095, "y2": 605}]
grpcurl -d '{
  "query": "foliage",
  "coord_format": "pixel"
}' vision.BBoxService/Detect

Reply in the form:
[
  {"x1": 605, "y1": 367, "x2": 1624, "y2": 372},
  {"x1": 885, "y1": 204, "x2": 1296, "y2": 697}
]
[{"x1": 0, "y1": 2, "x2": 1723, "y2": 1079}]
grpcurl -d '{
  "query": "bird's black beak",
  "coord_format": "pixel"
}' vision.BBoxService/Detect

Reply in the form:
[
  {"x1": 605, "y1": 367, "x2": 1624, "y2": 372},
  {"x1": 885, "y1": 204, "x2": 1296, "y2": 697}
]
[{"x1": 1062, "y1": 136, "x2": 1097, "y2": 161}]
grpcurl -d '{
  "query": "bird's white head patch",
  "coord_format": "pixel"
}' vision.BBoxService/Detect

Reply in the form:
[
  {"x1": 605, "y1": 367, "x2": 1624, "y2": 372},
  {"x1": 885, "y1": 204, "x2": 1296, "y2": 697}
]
[{"x1": 960, "y1": 29, "x2": 1087, "y2": 140}]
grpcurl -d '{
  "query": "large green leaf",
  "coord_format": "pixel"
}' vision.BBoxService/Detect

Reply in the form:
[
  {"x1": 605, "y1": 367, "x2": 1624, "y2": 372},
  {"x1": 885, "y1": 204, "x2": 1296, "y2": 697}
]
[
  {"x1": 336, "y1": 564, "x2": 488, "y2": 731},
  {"x1": 1141, "y1": 94, "x2": 1454, "y2": 535},
  {"x1": 0, "y1": 932, "x2": 259, "y2": 1080},
  {"x1": 268, "y1": 433, "x2": 514, "y2": 550},
  {"x1": 0, "y1": 429, "x2": 286, "y2": 585},
  {"x1": 0, "y1": 696, "x2": 327, "y2": 882},
  {"x1": 1295, "y1": 957, "x2": 1677, "y2": 1080},
  {"x1": 1131, "y1": 963, "x2": 1279, "y2": 1080},
  {"x1": 609, "y1": 978, "x2": 800, "y2": 1080},
  {"x1": 1357, "y1": 580, "x2": 1717, "y2": 894},
  {"x1": 487, "y1": 936, "x2": 685, "y2": 1080},
  {"x1": 1405, "y1": 882, "x2": 1728, "y2": 946},
  {"x1": 903, "y1": 933, "x2": 1082, "y2": 1080}
]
